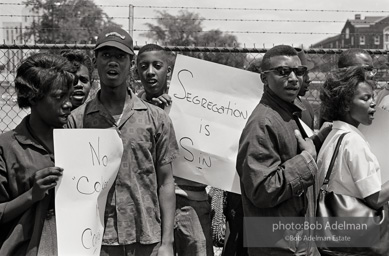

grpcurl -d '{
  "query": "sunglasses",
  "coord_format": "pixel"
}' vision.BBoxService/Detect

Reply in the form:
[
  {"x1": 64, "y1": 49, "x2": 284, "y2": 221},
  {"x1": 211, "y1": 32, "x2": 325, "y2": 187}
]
[
  {"x1": 362, "y1": 65, "x2": 378, "y2": 77},
  {"x1": 263, "y1": 66, "x2": 308, "y2": 77}
]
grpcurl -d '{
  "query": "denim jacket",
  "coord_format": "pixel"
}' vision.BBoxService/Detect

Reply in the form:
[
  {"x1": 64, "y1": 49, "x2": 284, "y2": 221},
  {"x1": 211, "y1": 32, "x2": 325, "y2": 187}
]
[{"x1": 236, "y1": 87, "x2": 318, "y2": 255}]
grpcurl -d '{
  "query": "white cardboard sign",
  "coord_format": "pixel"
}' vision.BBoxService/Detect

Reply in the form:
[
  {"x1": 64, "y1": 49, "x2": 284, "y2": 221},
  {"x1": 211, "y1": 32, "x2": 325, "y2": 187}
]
[
  {"x1": 169, "y1": 54, "x2": 263, "y2": 193},
  {"x1": 54, "y1": 129, "x2": 123, "y2": 256},
  {"x1": 359, "y1": 108, "x2": 389, "y2": 183}
]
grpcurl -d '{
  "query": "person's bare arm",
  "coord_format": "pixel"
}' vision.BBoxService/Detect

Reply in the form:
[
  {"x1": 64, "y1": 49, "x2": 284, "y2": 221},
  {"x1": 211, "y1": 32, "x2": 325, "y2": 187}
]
[
  {"x1": 156, "y1": 162, "x2": 175, "y2": 256},
  {"x1": 365, "y1": 181, "x2": 389, "y2": 210},
  {"x1": 1, "y1": 167, "x2": 63, "y2": 224}
]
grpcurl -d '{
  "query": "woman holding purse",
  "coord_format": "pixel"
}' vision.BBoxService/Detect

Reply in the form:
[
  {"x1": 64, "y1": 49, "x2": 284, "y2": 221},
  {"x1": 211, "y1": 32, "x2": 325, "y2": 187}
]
[{"x1": 316, "y1": 65, "x2": 389, "y2": 256}]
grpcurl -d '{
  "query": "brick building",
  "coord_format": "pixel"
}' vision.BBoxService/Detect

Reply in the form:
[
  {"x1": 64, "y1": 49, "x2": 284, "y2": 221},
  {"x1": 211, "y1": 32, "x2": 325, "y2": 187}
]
[{"x1": 313, "y1": 14, "x2": 389, "y2": 50}]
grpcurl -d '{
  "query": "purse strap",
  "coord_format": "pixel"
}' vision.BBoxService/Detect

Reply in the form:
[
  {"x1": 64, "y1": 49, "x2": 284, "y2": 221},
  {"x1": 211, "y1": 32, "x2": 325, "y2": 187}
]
[{"x1": 322, "y1": 132, "x2": 349, "y2": 185}]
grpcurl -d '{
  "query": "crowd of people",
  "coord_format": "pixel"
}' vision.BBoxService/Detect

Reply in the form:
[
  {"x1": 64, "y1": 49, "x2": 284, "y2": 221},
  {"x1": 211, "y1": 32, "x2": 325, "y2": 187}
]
[{"x1": 0, "y1": 26, "x2": 388, "y2": 256}]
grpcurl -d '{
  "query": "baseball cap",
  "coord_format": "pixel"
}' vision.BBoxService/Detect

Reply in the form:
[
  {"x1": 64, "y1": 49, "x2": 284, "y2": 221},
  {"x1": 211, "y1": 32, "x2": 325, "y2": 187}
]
[{"x1": 95, "y1": 27, "x2": 134, "y2": 55}]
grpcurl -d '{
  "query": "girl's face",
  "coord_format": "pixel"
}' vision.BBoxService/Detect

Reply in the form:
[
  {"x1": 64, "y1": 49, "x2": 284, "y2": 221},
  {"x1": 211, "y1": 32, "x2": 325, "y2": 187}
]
[
  {"x1": 345, "y1": 82, "x2": 376, "y2": 127},
  {"x1": 34, "y1": 85, "x2": 73, "y2": 128},
  {"x1": 71, "y1": 64, "x2": 91, "y2": 109}
]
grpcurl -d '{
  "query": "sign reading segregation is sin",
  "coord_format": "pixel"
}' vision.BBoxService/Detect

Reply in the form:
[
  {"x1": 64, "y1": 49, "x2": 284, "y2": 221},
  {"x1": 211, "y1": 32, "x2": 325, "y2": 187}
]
[{"x1": 168, "y1": 54, "x2": 264, "y2": 194}]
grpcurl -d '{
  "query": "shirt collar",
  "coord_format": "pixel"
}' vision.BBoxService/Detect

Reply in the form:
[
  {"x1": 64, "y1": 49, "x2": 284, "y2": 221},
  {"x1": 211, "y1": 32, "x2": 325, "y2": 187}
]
[
  {"x1": 261, "y1": 85, "x2": 304, "y2": 114},
  {"x1": 13, "y1": 115, "x2": 48, "y2": 152},
  {"x1": 295, "y1": 96, "x2": 307, "y2": 112},
  {"x1": 85, "y1": 88, "x2": 148, "y2": 116},
  {"x1": 333, "y1": 120, "x2": 367, "y2": 140}
]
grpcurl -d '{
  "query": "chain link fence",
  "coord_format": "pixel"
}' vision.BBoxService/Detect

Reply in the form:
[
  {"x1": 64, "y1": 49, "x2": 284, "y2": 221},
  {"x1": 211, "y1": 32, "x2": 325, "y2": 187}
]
[{"x1": 1, "y1": 44, "x2": 388, "y2": 133}]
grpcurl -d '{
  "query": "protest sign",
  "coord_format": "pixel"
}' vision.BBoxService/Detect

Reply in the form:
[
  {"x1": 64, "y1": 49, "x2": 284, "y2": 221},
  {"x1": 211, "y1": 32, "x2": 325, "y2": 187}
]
[
  {"x1": 359, "y1": 108, "x2": 389, "y2": 183},
  {"x1": 54, "y1": 129, "x2": 123, "y2": 256},
  {"x1": 169, "y1": 54, "x2": 263, "y2": 193}
]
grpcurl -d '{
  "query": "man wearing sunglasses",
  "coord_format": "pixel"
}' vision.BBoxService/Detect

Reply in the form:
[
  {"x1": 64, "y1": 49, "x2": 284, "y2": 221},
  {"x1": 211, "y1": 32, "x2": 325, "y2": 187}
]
[{"x1": 237, "y1": 45, "x2": 322, "y2": 256}]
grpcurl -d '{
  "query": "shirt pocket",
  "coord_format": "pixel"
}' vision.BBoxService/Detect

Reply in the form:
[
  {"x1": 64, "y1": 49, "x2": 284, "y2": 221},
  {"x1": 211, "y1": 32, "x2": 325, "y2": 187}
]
[{"x1": 129, "y1": 141, "x2": 154, "y2": 174}]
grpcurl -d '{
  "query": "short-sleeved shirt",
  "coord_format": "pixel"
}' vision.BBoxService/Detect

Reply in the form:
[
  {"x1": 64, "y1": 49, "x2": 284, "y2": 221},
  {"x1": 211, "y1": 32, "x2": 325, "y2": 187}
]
[
  {"x1": 317, "y1": 121, "x2": 381, "y2": 199},
  {"x1": 66, "y1": 88, "x2": 179, "y2": 245},
  {"x1": 0, "y1": 116, "x2": 54, "y2": 256},
  {"x1": 137, "y1": 89, "x2": 208, "y2": 201}
]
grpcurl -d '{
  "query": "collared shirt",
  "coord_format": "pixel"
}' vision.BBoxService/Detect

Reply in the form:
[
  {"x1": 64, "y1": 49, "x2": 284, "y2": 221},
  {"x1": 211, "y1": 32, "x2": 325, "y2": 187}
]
[
  {"x1": 0, "y1": 116, "x2": 54, "y2": 256},
  {"x1": 236, "y1": 87, "x2": 318, "y2": 255},
  {"x1": 66, "y1": 88, "x2": 179, "y2": 245},
  {"x1": 317, "y1": 121, "x2": 381, "y2": 199},
  {"x1": 137, "y1": 89, "x2": 208, "y2": 201}
]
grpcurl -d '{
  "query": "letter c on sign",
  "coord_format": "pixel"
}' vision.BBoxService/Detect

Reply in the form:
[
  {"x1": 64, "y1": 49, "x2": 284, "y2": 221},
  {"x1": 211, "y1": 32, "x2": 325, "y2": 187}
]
[{"x1": 81, "y1": 228, "x2": 92, "y2": 249}]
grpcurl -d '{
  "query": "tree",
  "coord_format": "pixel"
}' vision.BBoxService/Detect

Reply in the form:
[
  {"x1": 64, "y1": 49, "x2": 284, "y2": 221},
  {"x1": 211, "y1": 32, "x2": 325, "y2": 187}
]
[
  {"x1": 143, "y1": 10, "x2": 204, "y2": 46},
  {"x1": 142, "y1": 11, "x2": 246, "y2": 68},
  {"x1": 197, "y1": 29, "x2": 246, "y2": 68},
  {"x1": 23, "y1": 0, "x2": 120, "y2": 44}
]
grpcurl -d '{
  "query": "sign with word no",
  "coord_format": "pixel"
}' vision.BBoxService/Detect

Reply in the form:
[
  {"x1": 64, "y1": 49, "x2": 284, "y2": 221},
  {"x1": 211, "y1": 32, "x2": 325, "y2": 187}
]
[
  {"x1": 169, "y1": 54, "x2": 263, "y2": 193},
  {"x1": 54, "y1": 129, "x2": 123, "y2": 256}
]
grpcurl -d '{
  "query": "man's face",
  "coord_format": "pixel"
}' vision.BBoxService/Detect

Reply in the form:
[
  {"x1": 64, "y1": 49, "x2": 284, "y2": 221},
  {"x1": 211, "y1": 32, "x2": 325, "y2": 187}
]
[
  {"x1": 262, "y1": 55, "x2": 303, "y2": 103},
  {"x1": 95, "y1": 47, "x2": 132, "y2": 89},
  {"x1": 298, "y1": 73, "x2": 311, "y2": 97},
  {"x1": 350, "y1": 53, "x2": 376, "y2": 80},
  {"x1": 137, "y1": 50, "x2": 171, "y2": 98}
]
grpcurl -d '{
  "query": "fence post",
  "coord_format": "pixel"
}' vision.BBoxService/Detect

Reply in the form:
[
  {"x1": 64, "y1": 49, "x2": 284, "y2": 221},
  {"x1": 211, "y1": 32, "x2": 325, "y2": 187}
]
[{"x1": 129, "y1": 4, "x2": 134, "y2": 38}]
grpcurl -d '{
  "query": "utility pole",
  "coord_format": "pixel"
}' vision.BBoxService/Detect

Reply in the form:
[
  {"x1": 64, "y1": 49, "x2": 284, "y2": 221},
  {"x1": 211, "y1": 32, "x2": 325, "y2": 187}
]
[{"x1": 128, "y1": 4, "x2": 134, "y2": 38}]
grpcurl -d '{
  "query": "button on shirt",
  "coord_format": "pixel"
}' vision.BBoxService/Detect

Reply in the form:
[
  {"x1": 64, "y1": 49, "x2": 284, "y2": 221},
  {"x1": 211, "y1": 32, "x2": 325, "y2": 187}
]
[
  {"x1": 317, "y1": 121, "x2": 381, "y2": 199},
  {"x1": 66, "y1": 89, "x2": 179, "y2": 245}
]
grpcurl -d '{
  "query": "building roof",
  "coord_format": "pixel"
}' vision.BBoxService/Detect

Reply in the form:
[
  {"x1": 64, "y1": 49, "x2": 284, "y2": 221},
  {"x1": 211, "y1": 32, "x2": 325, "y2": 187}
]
[
  {"x1": 311, "y1": 34, "x2": 341, "y2": 48},
  {"x1": 312, "y1": 14, "x2": 389, "y2": 48},
  {"x1": 350, "y1": 16, "x2": 386, "y2": 27}
]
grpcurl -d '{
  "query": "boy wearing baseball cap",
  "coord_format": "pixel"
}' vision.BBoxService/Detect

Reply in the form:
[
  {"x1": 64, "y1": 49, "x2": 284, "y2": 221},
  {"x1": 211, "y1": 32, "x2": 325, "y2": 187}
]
[{"x1": 67, "y1": 27, "x2": 178, "y2": 256}]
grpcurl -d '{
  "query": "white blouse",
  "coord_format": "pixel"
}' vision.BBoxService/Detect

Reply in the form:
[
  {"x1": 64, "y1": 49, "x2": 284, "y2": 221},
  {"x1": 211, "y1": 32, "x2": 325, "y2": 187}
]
[{"x1": 317, "y1": 121, "x2": 381, "y2": 199}]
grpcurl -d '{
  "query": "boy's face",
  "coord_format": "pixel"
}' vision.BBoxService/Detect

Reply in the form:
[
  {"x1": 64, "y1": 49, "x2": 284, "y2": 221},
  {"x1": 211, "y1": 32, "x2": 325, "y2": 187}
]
[
  {"x1": 34, "y1": 85, "x2": 73, "y2": 128},
  {"x1": 137, "y1": 50, "x2": 171, "y2": 98},
  {"x1": 95, "y1": 47, "x2": 132, "y2": 89}
]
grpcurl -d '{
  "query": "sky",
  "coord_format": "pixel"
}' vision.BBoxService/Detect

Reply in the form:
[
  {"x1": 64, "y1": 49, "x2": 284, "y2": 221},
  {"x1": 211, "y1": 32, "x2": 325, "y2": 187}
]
[{"x1": 1, "y1": 0, "x2": 389, "y2": 48}]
